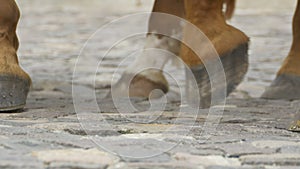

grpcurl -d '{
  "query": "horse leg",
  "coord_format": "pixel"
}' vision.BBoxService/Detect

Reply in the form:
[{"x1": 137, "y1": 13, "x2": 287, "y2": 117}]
[
  {"x1": 181, "y1": 0, "x2": 249, "y2": 107},
  {"x1": 262, "y1": 0, "x2": 300, "y2": 100},
  {"x1": 110, "y1": 0, "x2": 184, "y2": 99},
  {"x1": 0, "y1": 0, "x2": 31, "y2": 111}
]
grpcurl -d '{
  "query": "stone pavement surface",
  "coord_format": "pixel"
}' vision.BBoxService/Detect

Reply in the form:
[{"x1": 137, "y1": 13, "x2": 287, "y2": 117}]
[{"x1": 0, "y1": 0, "x2": 300, "y2": 168}]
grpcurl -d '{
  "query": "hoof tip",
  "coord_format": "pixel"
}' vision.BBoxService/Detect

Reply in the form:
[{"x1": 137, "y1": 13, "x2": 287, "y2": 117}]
[{"x1": 0, "y1": 75, "x2": 30, "y2": 112}]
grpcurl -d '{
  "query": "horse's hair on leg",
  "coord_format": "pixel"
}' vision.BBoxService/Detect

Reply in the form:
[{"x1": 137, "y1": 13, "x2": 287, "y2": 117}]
[
  {"x1": 223, "y1": 0, "x2": 236, "y2": 20},
  {"x1": 108, "y1": 0, "x2": 185, "y2": 99},
  {"x1": 0, "y1": 0, "x2": 31, "y2": 111}
]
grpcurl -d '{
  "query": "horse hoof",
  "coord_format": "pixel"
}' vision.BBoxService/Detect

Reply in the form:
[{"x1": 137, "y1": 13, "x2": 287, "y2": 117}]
[
  {"x1": 288, "y1": 120, "x2": 300, "y2": 132},
  {"x1": 0, "y1": 75, "x2": 30, "y2": 111},
  {"x1": 262, "y1": 74, "x2": 300, "y2": 100},
  {"x1": 189, "y1": 43, "x2": 249, "y2": 108},
  {"x1": 107, "y1": 72, "x2": 168, "y2": 99}
]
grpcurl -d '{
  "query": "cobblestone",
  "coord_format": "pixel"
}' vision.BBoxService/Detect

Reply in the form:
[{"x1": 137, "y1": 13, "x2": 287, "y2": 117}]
[{"x1": 0, "y1": 0, "x2": 299, "y2": 168}]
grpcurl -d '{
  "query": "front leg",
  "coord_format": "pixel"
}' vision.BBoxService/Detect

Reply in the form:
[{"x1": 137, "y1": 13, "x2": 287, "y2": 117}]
[
  {"x1": 181, "y1": 0, "x2": 249, "y2": 107},
  {"x1": 109, "y1": 0, "x2": 184, "y2": 99},
  {"x1": 262, "y1": 0, "x2": 300, "y2": 100},
  {"x1": 0, "y1": 0, "x2": 31, "y2": 111}
]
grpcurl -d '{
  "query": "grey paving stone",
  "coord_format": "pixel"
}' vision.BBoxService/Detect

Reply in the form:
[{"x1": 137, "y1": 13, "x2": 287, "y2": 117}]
[
  {"x1": 47, "y1": 162, "x2": 107, "y2": 169},
  {"x1": 205, "y1": 166, "x2": 265, "y2": 169},
  {"x1": 240, "y1": 153, "x2": 300, "y2": 166},
  {"x1": 109, "y1": 162, "x2": 204, "y2": 169},
  {"x1": 0, "y1": 149, "x2": 43, "y2": 169},
  {"x1": 279, "y1": 146, "x2": 300, "y2": 154},
  {"x1": 32, "y1": 148, "x2": 119, "y2": 169},
  {"x1": 0, "y1": 0, "x2": 299, "y2": 169}
]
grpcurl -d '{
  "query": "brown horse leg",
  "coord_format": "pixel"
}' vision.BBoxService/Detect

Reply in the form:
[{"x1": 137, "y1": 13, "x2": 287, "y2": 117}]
[
  {"x1": 181, "y1": 0, "x2": 249, "y2": 107},
  {"x1": 262, "y1": 0, "x2": 300, "y2": 100},
  {"x1": 0, "y1": 0, "x2": 31, "y2": 111},
  {"x1": 110, "y1": 0, "x2": 184, "y2": 99}
]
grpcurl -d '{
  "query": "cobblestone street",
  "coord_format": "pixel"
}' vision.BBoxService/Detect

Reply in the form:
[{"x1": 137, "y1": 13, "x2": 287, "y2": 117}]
[{"x1": 1, "y1": 0, "x2": 300, "y2": 168}]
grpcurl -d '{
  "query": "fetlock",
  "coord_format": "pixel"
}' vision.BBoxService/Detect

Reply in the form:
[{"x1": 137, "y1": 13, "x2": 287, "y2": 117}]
[
  {"x1": 181, "y1": 0, "x2": 249, "y2": 107},
  {"x1": 108, "y1": 0, "x2": 185, "y2": 99},
  {"x1": 0, "y1": 0, "x2": 31, "y2": 111},
  {"x1": 0, "y1": 35, "x2": 30, "y2": 80},
  {"x1": 262, "y1": 0, "x2": 300, "y2": 100},
  {"x1": 181, "y1": 0, "x2": 249, "y2": 66}
]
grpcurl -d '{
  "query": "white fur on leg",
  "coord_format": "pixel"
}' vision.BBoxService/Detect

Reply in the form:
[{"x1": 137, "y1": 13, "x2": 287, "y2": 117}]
[{"x1": 125, "y1": 34, "x2": 181, "y2": 84}]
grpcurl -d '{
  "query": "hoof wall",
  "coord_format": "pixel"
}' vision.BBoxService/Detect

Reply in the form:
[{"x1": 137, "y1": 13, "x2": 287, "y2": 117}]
[
  {"x1": 107, "y1": 73, "x2": 168, "y2": 99},
  {"x1": 189, "y1": 43, "x2": 249, "y2": 108},
  {"x1": 0, "y1": 75, "x2": 30, "y2": 112},
  {"x1": 288, "y1": 120, "x2": 300, "y2": 132},
  {"x1": 262, "y1": 74, "x2": 300, "y2": 100}
]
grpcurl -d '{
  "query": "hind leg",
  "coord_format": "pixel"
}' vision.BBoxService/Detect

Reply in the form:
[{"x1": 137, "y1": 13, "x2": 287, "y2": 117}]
[
  {"x1": 110, "y1": 0, "x2": 184, "y2": 99},
  {"x1": 181, "y1": 0, "x2": 249, "y2": 107},
  {"x1": 0, "y1": 0, "x2": 31, "y2": 111},
  {"x1": 262, "y1": 0, "x2": 300, "y2": 100}
]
